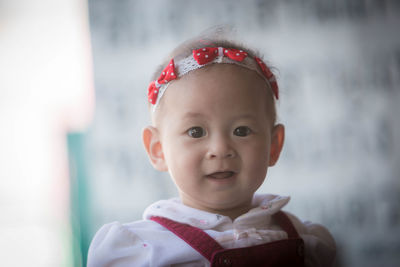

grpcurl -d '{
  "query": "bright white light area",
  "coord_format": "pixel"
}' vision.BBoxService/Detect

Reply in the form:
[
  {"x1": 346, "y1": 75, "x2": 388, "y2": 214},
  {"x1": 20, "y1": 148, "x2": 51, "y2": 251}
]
[{"x1": 0, "y1": 0, "x2": 94, "y2": 266}]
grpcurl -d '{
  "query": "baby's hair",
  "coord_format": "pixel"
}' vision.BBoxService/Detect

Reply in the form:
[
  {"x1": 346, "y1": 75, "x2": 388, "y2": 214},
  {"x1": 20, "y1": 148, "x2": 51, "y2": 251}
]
[{"x1": 148, "y1": 28, "x2": 278, "y2": 125}]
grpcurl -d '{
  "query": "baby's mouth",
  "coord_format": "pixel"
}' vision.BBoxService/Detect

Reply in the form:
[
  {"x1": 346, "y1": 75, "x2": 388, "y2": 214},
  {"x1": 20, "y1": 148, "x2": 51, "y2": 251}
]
[{"x1": 206, "y1": 171, "x2": 235, "y2": 179}]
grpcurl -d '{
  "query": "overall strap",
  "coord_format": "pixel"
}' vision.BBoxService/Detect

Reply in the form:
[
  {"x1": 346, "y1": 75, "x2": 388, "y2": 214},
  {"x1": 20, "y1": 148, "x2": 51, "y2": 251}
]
[
  {"x1": 151, "y1": 211, "x2": 301, "y2": 263},
  {"x1": 150, "y1": 216, "x2": 223, "y2": 261},
  {"x1": 273, "y1": 211, "x2": 300, "y2": 238}
]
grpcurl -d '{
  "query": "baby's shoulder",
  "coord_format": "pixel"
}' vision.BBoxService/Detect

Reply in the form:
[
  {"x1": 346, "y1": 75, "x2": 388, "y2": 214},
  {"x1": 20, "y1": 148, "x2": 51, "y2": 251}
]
[
  {"x1": 283, "y1": 211, "x2": 337, "y2": 266},
  {"x1": 90, "y1": 219, "x2": 171, "y2": 245},
  {"x1": 283, "y1": 211, "x2": 335, "y2": 244},
  {"x1": 87, "y1": 219, "x2": 173, "y2": 267}
]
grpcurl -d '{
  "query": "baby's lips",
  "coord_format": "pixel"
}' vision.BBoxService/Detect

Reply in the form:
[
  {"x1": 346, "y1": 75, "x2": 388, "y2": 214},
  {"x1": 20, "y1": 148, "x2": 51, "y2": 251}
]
[{"x1": 206, "y1": 171, "x2": 236, "y2": 179}]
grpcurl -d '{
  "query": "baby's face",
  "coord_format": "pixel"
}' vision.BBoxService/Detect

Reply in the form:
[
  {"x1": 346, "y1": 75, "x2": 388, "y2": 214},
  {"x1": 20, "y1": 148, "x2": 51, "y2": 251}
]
[{"x1": 153, "y1": 64, "x2": 281, "y2": 215}]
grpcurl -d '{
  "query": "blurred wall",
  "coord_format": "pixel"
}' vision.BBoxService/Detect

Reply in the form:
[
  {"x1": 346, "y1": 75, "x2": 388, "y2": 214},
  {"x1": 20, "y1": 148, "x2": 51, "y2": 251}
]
[
  {"x1": 86, "y1": 0, "x2": 400, "y2": 266},
  {"x1": 0, "y1": 0, "x2": 94, "y2": 266}
]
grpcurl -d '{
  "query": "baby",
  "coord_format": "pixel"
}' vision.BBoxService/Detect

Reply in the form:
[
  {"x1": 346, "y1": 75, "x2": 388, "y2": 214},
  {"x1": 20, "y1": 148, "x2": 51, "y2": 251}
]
[{"x1": 87, "y1": 36, "x2": 336, "y2": 266}]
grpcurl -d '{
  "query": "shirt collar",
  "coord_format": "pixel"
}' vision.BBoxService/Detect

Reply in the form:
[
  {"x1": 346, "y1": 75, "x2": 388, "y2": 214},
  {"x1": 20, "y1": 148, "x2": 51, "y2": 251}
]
[{"x1": 143, "y1": 194, "x2": 290, "y2": 230}]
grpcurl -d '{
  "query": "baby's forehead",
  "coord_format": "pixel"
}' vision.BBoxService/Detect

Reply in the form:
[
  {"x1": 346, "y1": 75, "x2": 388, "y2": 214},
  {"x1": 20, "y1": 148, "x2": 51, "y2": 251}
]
[
  {"x1": 175, "y1": 64, "x2": 272, "y2": 97},
  {"x1": 148, "y1": 43, "x2": 279, "y2": 125},
  {"x1": 154, "y1": 64, "x2": 276, "y2": 122}
]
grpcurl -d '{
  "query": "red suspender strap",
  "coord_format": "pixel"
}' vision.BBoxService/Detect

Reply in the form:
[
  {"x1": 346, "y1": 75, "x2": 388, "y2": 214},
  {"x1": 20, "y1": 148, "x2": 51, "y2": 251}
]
[
  {"x1": 273, "y1": 211, "x2": 300, "y2": 238},
  {"x1": 150, "y1": 216, "x2": 224, "y2": 261},
  {"x1": 150, "y1": 211, "x2": 300, "y2": 262}
]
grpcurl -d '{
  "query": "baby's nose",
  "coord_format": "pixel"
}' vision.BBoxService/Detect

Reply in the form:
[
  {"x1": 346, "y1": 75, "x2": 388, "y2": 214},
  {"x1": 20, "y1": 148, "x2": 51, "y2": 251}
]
[{"x1": 206, "y1": 137, "x2": 236, "y2": 159}]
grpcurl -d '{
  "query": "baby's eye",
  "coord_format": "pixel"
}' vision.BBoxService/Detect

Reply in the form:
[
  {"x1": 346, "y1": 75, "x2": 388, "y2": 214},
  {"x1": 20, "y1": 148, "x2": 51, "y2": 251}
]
[
  {"x1": 187, "y1": 127, "x2": 206, "y2": 138},
  {"x1": 233, "y1": 126, "x2": 252, "y2": 137}
]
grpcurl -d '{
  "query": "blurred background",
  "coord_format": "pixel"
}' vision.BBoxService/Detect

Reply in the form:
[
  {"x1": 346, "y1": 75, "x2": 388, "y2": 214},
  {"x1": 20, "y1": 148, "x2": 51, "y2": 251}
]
[{"x1": 1, "y1": 0, "x2": 399, "y2": 266}]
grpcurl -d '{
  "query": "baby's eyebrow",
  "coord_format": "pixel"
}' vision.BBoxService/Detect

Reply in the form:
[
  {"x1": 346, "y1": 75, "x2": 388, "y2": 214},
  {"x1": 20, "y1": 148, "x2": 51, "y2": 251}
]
[
  {"x1": 234, "y1": 114, "x2": 257, "y2": 120},
  {"x1": 181, "y1": 112, "x2": 257, "y2": 121},
  {"x1": 226, "y1": 113, "x2": 259, "y2": 122},
  {"x1": 182, "y1": 112, "x2": 205, "y2": 120}
]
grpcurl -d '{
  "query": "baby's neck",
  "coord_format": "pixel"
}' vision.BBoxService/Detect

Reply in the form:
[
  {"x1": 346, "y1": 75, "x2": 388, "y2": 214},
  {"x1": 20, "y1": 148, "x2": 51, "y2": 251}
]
[
  {"x1": 216, "y1": 206, "x2": 253, "y2": 221},
  {"x1": 182, "y1": 198, "x2": 253, "y2": 221}
]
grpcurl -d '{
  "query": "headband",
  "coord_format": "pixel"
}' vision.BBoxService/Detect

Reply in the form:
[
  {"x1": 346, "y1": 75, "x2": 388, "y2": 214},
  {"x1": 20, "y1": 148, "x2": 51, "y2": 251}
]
[{"x1": 148, "y1": 47, "x2": 279, "y2": 111}]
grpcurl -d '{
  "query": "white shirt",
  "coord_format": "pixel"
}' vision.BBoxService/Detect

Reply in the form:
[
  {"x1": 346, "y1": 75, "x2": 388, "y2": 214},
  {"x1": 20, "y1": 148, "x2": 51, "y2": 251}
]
[{"x1": 87, "y1": 194, "x2": 336, "y2": 267}]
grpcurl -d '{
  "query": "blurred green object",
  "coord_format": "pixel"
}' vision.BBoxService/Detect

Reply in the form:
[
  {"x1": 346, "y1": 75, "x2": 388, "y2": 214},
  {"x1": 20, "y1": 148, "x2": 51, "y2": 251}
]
[{"x1": 67, "y1": 132, "x2": 91, "y2": 267}]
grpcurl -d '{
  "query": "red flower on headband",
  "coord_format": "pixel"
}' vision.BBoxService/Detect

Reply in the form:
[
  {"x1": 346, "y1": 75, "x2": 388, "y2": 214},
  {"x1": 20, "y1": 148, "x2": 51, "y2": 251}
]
[
  {"x1": 157, "y1": 59, "x2": 177, "y2": 84},
  {"x1": 148, "y1": 59, "x2": 177, "y2": 104},
  {"x1": 147, "y1": 82, "x2": 158, "y2": 105},
  {"x1": 193, "y1": 47, "x2": 248, "y2": 65},
  {"x1": 255, "y1": 57, "x2": 279, "y2": 99},
  {"x1": 148, "y1": 50, "x2": 279, "y2": 106}
]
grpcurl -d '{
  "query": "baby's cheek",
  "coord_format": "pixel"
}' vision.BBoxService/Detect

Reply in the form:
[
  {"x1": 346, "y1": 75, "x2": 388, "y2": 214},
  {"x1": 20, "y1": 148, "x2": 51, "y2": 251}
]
[
  {"x1": 246, "y1": 141, "x2": 270, "y2": 158},
  {"x1": 172, "y1": 149, "x2": 201, "y2": 170},
  {"x1": 246, "y1": 149, "x2": 270, "y2": 171}
]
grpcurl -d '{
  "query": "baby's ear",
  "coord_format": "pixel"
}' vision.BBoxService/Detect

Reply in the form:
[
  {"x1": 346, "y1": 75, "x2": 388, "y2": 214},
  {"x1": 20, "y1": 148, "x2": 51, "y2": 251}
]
[
  {"x1": 142, "y1": 126, "x2": 168, "y2": 171},
  {"x1": 269, "y1": 124, "x2": 285, "y2": 166}
]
